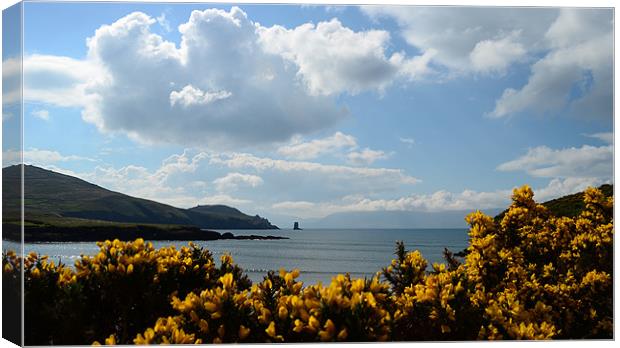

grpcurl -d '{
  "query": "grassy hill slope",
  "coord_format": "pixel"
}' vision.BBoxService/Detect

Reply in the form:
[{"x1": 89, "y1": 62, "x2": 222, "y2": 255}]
[
  {"x1": 541, "y1": 184, "x2": 613, "y2": 217},
  {"x1": 493, "y1": 184, "x2": 613, "y2": 221},
  {"x1": 187, "y1": 205, "x2": 276, "y2": 229},
  {"x1": 2, "y1": 165, "x2": 278, "y2": 229}
]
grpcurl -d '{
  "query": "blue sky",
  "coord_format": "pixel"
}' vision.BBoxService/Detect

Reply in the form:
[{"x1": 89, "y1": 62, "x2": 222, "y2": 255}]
[{"x1": 2, "y1": 2, "x2": 614, "y2": 224}]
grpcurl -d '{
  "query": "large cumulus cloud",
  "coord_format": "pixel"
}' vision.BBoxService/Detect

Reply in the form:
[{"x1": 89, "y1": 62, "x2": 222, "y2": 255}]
[
  {"x1": 80, "y1": 7, "x2": 348, "y2": 148},
  {"x1": 257, "y1": 18, "x2": 432, "y2": 95},
  {"x1": 19, "y1": 7, "x2": 436, "y2": 149}
]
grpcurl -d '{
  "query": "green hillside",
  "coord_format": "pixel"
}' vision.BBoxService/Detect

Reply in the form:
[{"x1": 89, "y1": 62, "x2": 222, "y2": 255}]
[
  {"x1": 541, "y1": 184, "x2": 613, "y2": 217},
  {"x1": 494, "y1": 184, "x2": 613, "y2": 221},
  {"x1": 2, "y1": 165, "x2": 278, "y2": 230},
  {"x1": 187, "y1": 205, "x2": 276, "y2": 229}
]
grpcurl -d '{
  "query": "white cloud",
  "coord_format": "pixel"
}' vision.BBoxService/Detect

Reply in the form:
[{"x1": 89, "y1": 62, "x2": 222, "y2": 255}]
[
  {"x1": 469, "y1": 32, "x2": 526, "y2": 74},
  {"x1": 534, "y1": 177, "x2": 609, "y2": 202},
  {"x1": 206, "y1": 151, "x2": 420, "y2": 203},
  {"x1": 400, "y1": 137, "x2": 415, "y2": 148},
  {"x1": 584, "y1": 132, "x2": 613, "y2": 144},
  {"x1": 76, "y1": 164, "x2": 202, "y2": 208},
  {"x1": 362, "y1": 7, "x2": 612, "y2": 120},
  {"x1": 21, "y1": 8, "x2": 348, "y2": 148},
  {"x1": 276, "y1": 131, "x2": 390, "y2": 166},
  {"x1": 362, "y1": 6, "x2": 556, "y2": 74},
  {"x1": 156, "y1": 13, "x2": 172, "y2": 32},
  {"x1": 340, "y1": 189, "x2": 509, "y2": 212},
  {"x1": 3, "y1": 148, "x2": 95, "y2": 167},
  {"x1": 22, "y1": 54, "x2": 106, "y2": 110},
  {"x1": 31, "y1": 109, "x2": 49, "y2": 121},
  {"x1": 169, "y1": 85, "x2": 232, "y2": 108},
  {"x1": 199, "y1": 194, "x2": 251, "y2": 206},
  {"x1": 277, "y1": 131, "x2": 357, "y2": 160},
  {"x1": 545, "y1": 8, "x2": 611, "y2": 49},
  {"x1": 209, "y1": 152, "x2": 419, "y2": 185},
  {"x1": 269, "y1": 175, "x2": 609, "y2": 219},
  {"x1": 258, "y1": 18, "x2": 430, "y2": 96},
  {"x1": 391, "y1": 49, "x2": 436, "y2": 81},
  {"x1": 213, "y1": 172, "x2": 264, "y2": 192},
  {"x1": 2, "y1": 57, "x2": 21, "y2": 105},
  {"x1": 270, "y1": 188, "x2": 512, "y2": 219},
  {"x1": 2, "y1": 150, "x2": 21, "y2": 166},
  {"x1": 26, "y1": 149, "x2": 93, "y2": 164},
  {"x1": 28, "y1": 149, "x2": 92, "y2": 163},
  {"x1": 272, "y1": 201, "x2": 316, "y2": 210},
  {"x1": 19, "y1": 150, "x2": 209, "y2": 209},
  {"x1": 346, "y1": 148, "x2": 388, "y2": 166},
  {"x1": 490, "y1": 9, "x2": 612, "y2": 118},
  {"x1": 157, "y1": 150, "x2": 209, "y2": 177},
  {"x1": 68, "y1": 151, "x2": 212, "y2": 208},
  {"x1": 497, "y1": 144, "x2": 612, "y2": 179}
]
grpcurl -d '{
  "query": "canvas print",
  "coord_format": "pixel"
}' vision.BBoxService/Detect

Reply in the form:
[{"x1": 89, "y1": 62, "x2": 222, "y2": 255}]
[{"x1": 1, "y1": 1, "x2": 614, "y2": 345}]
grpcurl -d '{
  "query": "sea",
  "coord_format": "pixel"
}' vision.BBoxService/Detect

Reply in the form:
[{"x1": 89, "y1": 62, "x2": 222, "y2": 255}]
[{"x1": 2, "y1": 228, "x2": 469, "y2": 285}]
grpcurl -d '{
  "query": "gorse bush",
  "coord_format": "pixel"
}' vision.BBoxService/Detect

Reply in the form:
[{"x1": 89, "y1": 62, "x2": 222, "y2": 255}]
[
  {"x1": 3, "y1": 239, "x2": 248, "y2": 344},
  {"x1": 2, "y1": 185, "x2": 613, "y2": 344}
]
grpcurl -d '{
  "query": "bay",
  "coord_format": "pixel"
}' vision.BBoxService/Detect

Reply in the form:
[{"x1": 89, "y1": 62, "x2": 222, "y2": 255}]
[{"x1": 2, "y1": 228, "x2": 469, "y2": 284}]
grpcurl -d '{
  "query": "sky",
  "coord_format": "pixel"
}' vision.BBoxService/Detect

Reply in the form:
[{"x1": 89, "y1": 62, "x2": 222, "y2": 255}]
[{"x1": 1, "y1": 1, "x2": 614, "y2": 225}]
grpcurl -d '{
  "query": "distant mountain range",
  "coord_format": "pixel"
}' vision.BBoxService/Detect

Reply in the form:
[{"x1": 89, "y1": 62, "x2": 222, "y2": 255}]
[
  {"x1": 273, "y1": 185, "x2": 613, "y2": 229},
  {"x1": 2, "y1": 165, "x2": 278, "y2": 230},
  {"x1": 295, "y1": 209, "x2": 504, "y2": 229}
]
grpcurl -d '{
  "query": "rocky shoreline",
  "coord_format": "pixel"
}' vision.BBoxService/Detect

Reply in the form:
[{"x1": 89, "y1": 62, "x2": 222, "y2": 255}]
[{"x1": 3, "y1": 223, "x2": 289, "y2": 243}]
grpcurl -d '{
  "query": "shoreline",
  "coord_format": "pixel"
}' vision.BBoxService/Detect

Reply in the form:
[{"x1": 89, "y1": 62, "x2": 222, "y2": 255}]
[{"x1": 2, "y1": 223, "x2": 289, "y2": 243}]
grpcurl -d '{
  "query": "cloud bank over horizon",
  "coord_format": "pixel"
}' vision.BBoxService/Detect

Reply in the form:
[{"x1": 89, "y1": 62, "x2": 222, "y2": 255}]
[{"x1": 15, "y1": 144, "x2": 611, "y2": 220}]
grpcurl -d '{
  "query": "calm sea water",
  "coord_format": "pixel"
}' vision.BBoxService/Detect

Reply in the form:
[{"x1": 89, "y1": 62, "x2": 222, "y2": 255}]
[{"x1": 3, "y1": 228, "x2": 469, "y2": 284}]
